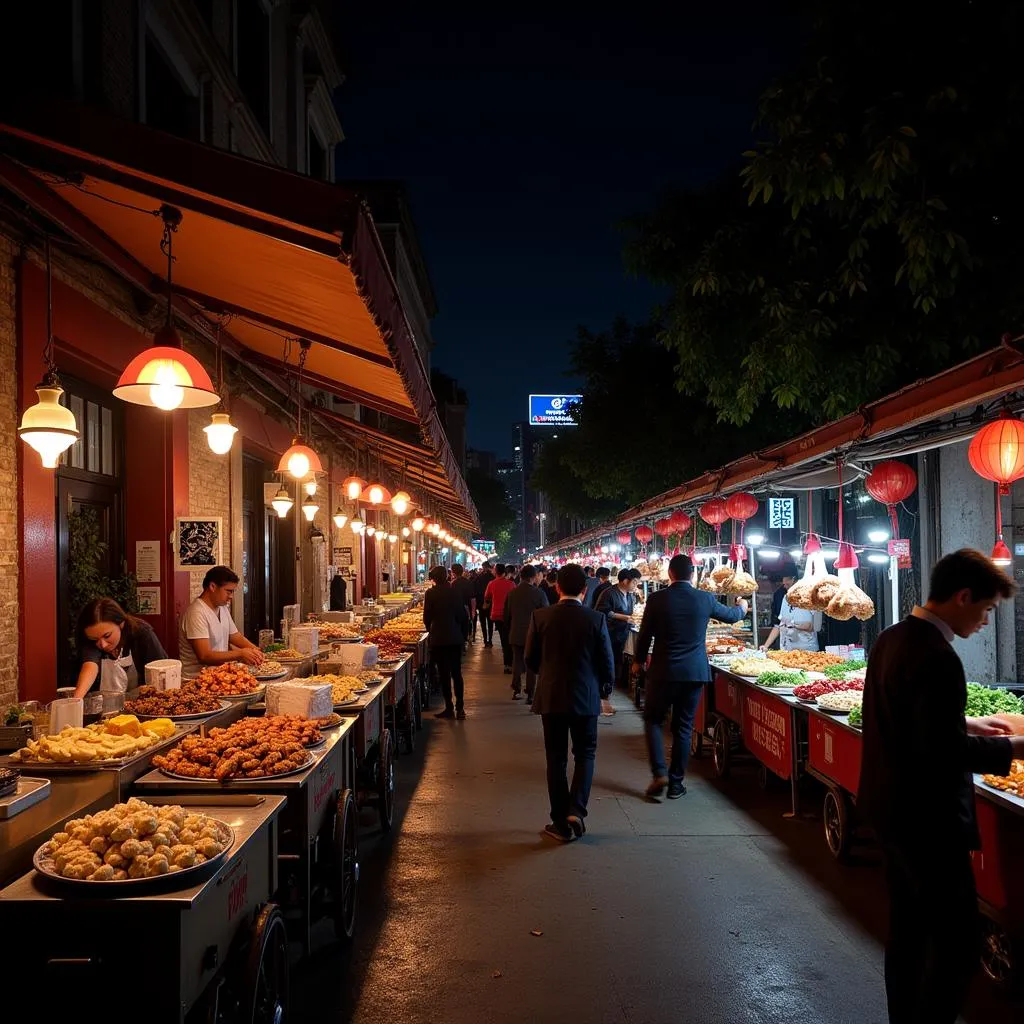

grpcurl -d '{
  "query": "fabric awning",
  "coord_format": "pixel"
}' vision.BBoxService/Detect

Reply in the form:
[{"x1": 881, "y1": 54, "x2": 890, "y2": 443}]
[{"x1": 0, "y1": 104, "x2": 479, "y2": 530}]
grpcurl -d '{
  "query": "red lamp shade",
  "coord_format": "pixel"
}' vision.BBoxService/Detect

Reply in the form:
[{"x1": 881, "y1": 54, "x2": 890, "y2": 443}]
[
  {"x1": 865, "y1": 461, "x2": 918, "y2": 537},
  {"x1": 992, "y1": 539, "x2": 1013, "y2": 566},
  {"x1": 724, "y1": 492, "x2": 758, "y2": 522},
  {"x1": 669, "y1": 509, "x2": 692, "y2": 534},
  {"x1": 968, "y1": 413, "x2": 1024, "y2": 494},
  {"x1": 803, "y1": 534, "x2": 822, "y2": 554},
  {"x1": 113, "y1": 335, "x2": 219, "y2": 411},
  {"x1": 342, "y1": 476, "x2": 366, "y2": 501},
  {"x1": 634, "y1": 525, "x2": 654, "y2": 544},
  {"x1": 360, "y1": 483, "x2": 393, "y2": 506},
  {"x1": 834, "y1": 542, "x2": 860, "y2": 569},
  {"x1": 698, "y1": 498, "x2": 729, "y2": 527},
  {"x1": 277, "y1": 441, "x2": 324, "y2": 479},
  {"x1": 654, "y1": 517, "x2": 673, "y2": 537},
  {"x1": 616, "y1": 530, "x2": 632, "y2": 546}
]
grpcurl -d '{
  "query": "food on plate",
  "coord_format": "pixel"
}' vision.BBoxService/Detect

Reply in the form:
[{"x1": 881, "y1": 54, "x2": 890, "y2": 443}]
[
  {"x1": 10, "y1": 717, "x2": 167, "y2": 763},
  {"x1": 40, "y1": 797, "x2": 231, "y2": 880},
  {"x1": 756, "y1": 670, "x2": 807, "y2": 689},
  {"x1": 816, "y1": 691, "x2": 864, "y2": 713},
  {"x1": 189, "y1": 663, "x2": 262, "y2": 696},
  {"x1": 766, "y1": 649, "x2": 845, "y2": 671},
  {"x1": 361, "y1": 630, "x2": 406, "y2": 659},
  {"x1": 125, "y1": 686, "x2": 224, "y2": 717},
  {"x1": 315, "y1": 712, "x2": 344, "y2": 728},
  {"x1": 313, "y1": 622, "x2": 362, "y2": 641},
  {"x1": 706, "y1": 641, "x2": 747, "y2": 656},
  {"x1": 357, "y1": 669, "x2": 383, "y2": 684},
  {"x1": 847, "y1": 705, "x2": 863, "y2": 728},
  {"x1": 785, "y1": 578, "x2": 817, "y2": 610},
  {"x1": 153, "y1": 715, "x2": 319, "y2": 781},
  {"x1": 793, "y1": 678, "x2": 864, "y2": 701},
  {"x1": 964, "y1": 681, "x2": 1024, "y2": 717},
  {"x1": 304, "y1": 674, "x2": 363, "y2": 704},
  {"x1": 270, "y1": 647, "x2": 306, "y2": 660},
  {"x1": 983, "y1": 759, "x2": 1024, "y2": 795},
  {"x1": 822, "y1": 660, "x2": 867, "y2": 679},
  {"x1": 251, "y1": 660, "x2": 285, "y2": 677}
]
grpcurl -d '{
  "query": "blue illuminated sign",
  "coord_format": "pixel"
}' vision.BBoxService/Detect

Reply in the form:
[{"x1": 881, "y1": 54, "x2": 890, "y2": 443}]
[{"x1": 528, "y1": 394, "x2": 582, "y2": 426}]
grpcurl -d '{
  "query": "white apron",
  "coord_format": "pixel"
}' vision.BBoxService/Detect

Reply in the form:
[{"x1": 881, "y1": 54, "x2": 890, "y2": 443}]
[{"x1": 99, "y1": 651, "x2": 136, "y2": 712}]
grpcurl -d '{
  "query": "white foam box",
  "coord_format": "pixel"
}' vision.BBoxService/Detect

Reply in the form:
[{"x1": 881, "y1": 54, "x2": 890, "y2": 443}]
[
  {"x1": 319, "y1": 643, "x2": 377, "y2": 676},
  {"x1": 265, "y1": 681, "x2": 332, "y2": 719},
  {"x1": 288, "y1": 625, "x2": 320, "y2": 656}
]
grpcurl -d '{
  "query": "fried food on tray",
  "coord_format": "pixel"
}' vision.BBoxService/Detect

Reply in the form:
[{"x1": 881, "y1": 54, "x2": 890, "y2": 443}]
[
  {"x1": 361, "y1": 630, "x2": 406, "y2": 659},
  {"x1": 826, "y1": 584, "x2": 875, "y2": 621},
  {"x1": 312, "y1": 622, "x2": 362, "y2": 641},
  {"x1": 124, "y1": 686, "x2": 224, "y2": 717},
  {"x1": 40, "y1": 797, "x2": 231, "y2": 880},
  {"x1": 10, "y1": 717, "x2": 167, "y2": 764},
  {"x1": 809, "y1": 576, "x2": 843, "y2": 607},
  {"x1": 153, "y1": 714, "x2": 318, "y2": 781},
  {"x1": 188, "y1": 663, "x2": 262, "y2": 696},
  {"x1": 305, "y1": 674, "x2": 363, "y2": 704},
  {"x1": 709, "y1": 565, "x2": 736, "y2": 590},
  {"x1": 766, "y1": 649, "x2": 845, "y2": 671},
  {"x1": 983, "y1": 759, "x2": 1024, "y2": 796}
]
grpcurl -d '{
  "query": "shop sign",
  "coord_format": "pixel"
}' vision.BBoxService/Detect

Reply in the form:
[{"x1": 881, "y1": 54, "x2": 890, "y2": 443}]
[
  {"x1": 740, "y1": 687, "x2": 792, "y2": 779},
  {"x1": 713, "y1": 669, "x2": 742, "y2": 724},
  {"x1": 887, "y1": 538, "x2": 912, "y2": 569},
  {"x1": 807, "y1": 714, "x2": 861, "y2": 795},
  {"x1": 767, "y1": 497, "x2": 795, "y2": 530},
  {"x1": 225, "y1": 858, "x2": 249, "y2": 922},
  {"x1": 333, "y1": 546, "x2": 353, "y2": 567},
  {"x1": 528, "y1": 394, "x2": 582, "y2": 426}
]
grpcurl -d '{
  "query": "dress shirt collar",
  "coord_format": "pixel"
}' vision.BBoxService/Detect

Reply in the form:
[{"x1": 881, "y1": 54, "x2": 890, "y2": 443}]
[
  {"x1": 559, "y1": 596, "x2": 583, "y2": 604},
  {"x1": 911, "y1": 605, "x2": 955, "y2": 644}
]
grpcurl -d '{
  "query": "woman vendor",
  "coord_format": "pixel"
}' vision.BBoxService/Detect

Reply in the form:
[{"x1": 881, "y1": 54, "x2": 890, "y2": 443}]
[
  {"x1": 73, "y1": 597, "x2": 168, "y2": 698},
  {"x1": 760, "y1": 587, "x2": 821, "y2": 652}
]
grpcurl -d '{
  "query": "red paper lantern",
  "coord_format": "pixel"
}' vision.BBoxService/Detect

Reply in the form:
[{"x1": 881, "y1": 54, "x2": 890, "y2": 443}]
[
  {"x1": 669, "y1": 509, "x2": 692, "y2": 534},
  {"x1": 865, "y1": 461, "x2": 918, "y2": 538},
  {"x1": 634, "y1": 525, "x2": 654, "y2": 545},
  {"x1": 724, "y1": 492, "x2": 758, "y2": 522},
  {"x1": 968, "y1": 412, "x2": 1024, "y2": 564},
  {"x1": 616, "y1": 530, "x2": 632, "y2": 546},
  {"x1": 654, "y1": 517, "x2": 673, "y2": 537},
  {"x1": 698, "y1": 499, "x2": 729, "y2": 526}
]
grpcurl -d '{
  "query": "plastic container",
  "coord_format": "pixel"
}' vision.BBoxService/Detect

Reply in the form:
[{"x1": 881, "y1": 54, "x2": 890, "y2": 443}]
[{"x1": 145, "y1": 659, "x2": 182, "y2": 691}]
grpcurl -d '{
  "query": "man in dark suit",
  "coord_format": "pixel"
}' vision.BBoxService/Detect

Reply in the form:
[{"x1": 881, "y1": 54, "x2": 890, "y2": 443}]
[
  {"x1": 450, "y1": 563, "x2": 476, "y2": 650},
  {"x1": 504, "y1": 564, "x2": 549, "y2": 702},
  {"x1": 634, "y1": 554, "x2": 748, "y2": 799},
  {"x1": 858, "y1": 549, "x2": 1024, "y2": 1024},
  {"x1": 423, "y1": 565, "x2": 471, "y2": 719},
  {"x1": 525, "y1": 563, "x2": 615, "y2": 842},
  {"x1": 474, "y1": 563, "x2": 495, "y2": 645}
]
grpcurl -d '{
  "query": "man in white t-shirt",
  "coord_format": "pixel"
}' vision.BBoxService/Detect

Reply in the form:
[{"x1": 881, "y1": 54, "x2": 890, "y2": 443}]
[{"x1": 178, "y1": 566, "x2": 264, "y2": 678}]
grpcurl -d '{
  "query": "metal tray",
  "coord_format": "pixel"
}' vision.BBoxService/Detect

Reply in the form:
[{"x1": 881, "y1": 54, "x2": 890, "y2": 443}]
[
  {"x1": 252, "y1": 669, "x2": 288, "y2": 681},
  {"x1": 158, "y1": 753, "x2": 313, "y2": 783},
  {"x1": 33, "y1": 822, "x2": 234, "y2": 889},
  {"x1": 333, "y1": 697, "x2": 360, "y2": 709},
  {"x1": 215, "y1": 688, "x2": 265, "y2": 702},
  {"x1": 133, "y1": 700, "x2": 234, "y2": 722},
  {"x1": 0, "y1": 776, "x2": 50, "y2": 818},
  {"x1": 6, "y1": 724, "x2": 193, "y2": 771}
]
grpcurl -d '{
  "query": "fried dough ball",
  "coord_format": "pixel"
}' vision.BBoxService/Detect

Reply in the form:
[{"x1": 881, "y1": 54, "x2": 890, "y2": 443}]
[{"x1": 89, "y1": 865, "x2": 115, "y2": 881}]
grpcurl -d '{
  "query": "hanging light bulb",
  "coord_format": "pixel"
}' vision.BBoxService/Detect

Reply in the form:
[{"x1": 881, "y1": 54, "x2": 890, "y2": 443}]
[
  {"x1": 402, "y1": 526, "x2": 411, "y2": 538},
  {"x1": 350, "y1": 519, "x2": 364, "y2": 534},
  {"x1": 388, "y1": 533, "x2": 398, "y2": 543},
  {"x1": 391, "y1": 490, "x2": 411, "y2": 515},
  {"x1": 412, "y1": 515, "x2": 425, "y2": 532},
  {"x1": 366, "y1": 525, "x2": 376, "y2": 537},
  {"x1": 301, "y1": 497, "x2": 318, "y2": 522},
  {"x1": 304, "y1": 479, "x2": 317, "y2": 497},
  {"x1": 204, "y1": 412, "x2": 237, "y2": 455},
  {"x1": 333, "y1": 508, "x2": 348, "y2": 529},
  {"x1": 278, "y1": 440, "x2": 323, "y2": 481},
  {"x1": 271, "y1": 485, "x2": 294, "y2": 518},
  {"x1": 993, "y1": 537, "x2": 1013, "y2": 566},
  {"x1": 360, "y1": 483, "x2": 391, "y2": 506},
  {"x1": 343, "y1": 476, "x2": 366, "y2": 501}
]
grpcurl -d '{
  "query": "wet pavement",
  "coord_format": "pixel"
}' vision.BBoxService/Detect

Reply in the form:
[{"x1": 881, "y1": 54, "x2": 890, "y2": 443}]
[{"x1": 293, "y1": 639, "x2": 1023, "y2": 1024}]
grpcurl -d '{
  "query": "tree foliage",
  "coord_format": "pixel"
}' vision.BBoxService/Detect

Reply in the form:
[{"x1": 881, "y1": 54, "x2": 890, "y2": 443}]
[
  {"x1": 466, "y1": 468, "x2": 516, "y2": 541},
  {"x1": 625, "y1": 0, "x2": 1024, "y2": 425}
]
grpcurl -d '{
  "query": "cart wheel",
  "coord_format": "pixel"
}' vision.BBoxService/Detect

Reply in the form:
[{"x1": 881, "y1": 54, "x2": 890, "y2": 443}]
[
  {"x1": 823, "y1": 788, "x2": 851, "y2": 861},
  {"x1": 711, "y1": 719, "x2": 731, "y2": 778},
  {"x1": 378, "y1": 728, "x2": 396, "y2": 832},
  {"x1": 413, "y1": 683, "x2": 423, "y2": 732},
  {"x1": 690, "y1": 730, "x2": 703, "y2": 758},
  {"x1": 242, "y1": 904, "x2": 288, "y2": 1024},
  {"x1": 332, "y1": 788, "x2": 359, "y2": 941},
  {"x1": 981, "y1": 917, "x2": 1017, "y2": 985}
]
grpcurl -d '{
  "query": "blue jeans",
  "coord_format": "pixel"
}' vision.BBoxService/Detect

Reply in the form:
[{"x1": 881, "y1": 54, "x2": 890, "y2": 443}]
[{"x1": 643, "y1": 680, "x2": 703, "y2": 781}]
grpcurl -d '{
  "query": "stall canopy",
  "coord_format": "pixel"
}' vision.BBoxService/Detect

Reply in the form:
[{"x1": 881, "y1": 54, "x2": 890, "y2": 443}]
[
  {"x1": 538, "y1": 343, "x2": 1024, "y2": 556},
  {"x1": 0, "y1": 103, "x2": 479, "y2": 531}
]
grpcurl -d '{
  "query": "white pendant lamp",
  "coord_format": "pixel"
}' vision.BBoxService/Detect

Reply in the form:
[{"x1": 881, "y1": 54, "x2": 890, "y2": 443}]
[
  {"x1": 366, "y1": 525, "x2": 376, "y2": 537},
  {"x1": 301, "y1": 497, "x2": 318, "y2": 522},
  {"x1": 411, "y1": 515, "x2": 425, "y2": 532},
  {"x1": 333, "y1": 508, "x2": 348, "y2": 529},
  {"x1": 402, "y1": 527, "x2": 410, "y2": 538},
  {"x1": 350, "y1": 518, "x2": 364, "y2": 534},
  {"x1": 388, "y1": 533, "x2": 398, "y2": 543},
  {"x1": 18, "y1": 237, "x2": 80, "y2": 468},
  {"x1": 271, "y1": 485, "x2": 294, "y2": 518},
  {"x1": 204, "y1": 412, "x2": 237, "y2": 455},
  {"x1": 304, "y1": 480, "x2": 317, "y2": 496}
]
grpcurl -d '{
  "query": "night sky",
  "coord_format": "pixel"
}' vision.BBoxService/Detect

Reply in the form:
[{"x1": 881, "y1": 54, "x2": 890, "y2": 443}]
[{"x1": 334, "y1": 5, "x2": 797, "y2": 455}]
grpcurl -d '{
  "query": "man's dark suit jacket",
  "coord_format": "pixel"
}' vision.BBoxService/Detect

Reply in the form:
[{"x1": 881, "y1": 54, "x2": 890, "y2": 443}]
[
  {"x1": 634, "y1": 580, "x2": 746, "y2": 684},
  {"x1": 422, "y1": 582, "x2": 470, "y2": 648},
  {"x1": 525, "y1": 599, "x2": 615, "y2": 716},
  {"x1": 858, "y1": 615, "x2": 1012, "y2": 850},
  {"x1": 505, "y1": 582, "x2": 549, "y2": 646}
]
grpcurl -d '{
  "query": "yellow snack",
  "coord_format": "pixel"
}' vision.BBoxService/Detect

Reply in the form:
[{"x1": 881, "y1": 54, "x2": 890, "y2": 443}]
[
  {"x1": 140, "y1": 717, "x2": 176, "y2": 739},
  {"x1": 104, "y1": 714, "x2": 144, "y2": 737}
]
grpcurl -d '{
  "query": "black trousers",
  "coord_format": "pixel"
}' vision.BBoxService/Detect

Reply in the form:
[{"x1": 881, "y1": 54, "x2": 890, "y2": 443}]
[
  {"x1": 643, "y1": 680, "x2": 703, "y2": 781},
  {"x1": 494, "y1": 618, "x2": 513, "y2": 667},
  {"x1": 541, "y1": 713, "x2": 598, "y2": 823},
  {"x1": 610, "y1": 637, "x2": 626, "y2": 690},
  {"x1": 882, "y1": 843, "x2": 980, "y2": 1024},
  {"x1": 511, "y1": 644, "x2": 537, "y2": 698},
  {"x1": 431, "y1": 644, "x2": 465, "y2": 712},
  {"x1": 478, "y1": 607, "x2": 493, "y2": 643}
]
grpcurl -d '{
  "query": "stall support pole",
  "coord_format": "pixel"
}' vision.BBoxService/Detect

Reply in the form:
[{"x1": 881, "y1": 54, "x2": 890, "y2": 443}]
[
  {"x1": 889, "y1": 554, "x2": 900, "y2": 628},
  {"x1": 749, "y1": 547, "x2": 759, "y2": 648}
]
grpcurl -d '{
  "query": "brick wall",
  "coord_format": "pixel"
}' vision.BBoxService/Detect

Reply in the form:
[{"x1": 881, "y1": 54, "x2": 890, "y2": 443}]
[
  {"x1": 187, "y1": 409, "x2": 234, "y2": 601},
  {"x1": 0, "y1": 234, "x2": 20, "y2": 705}
]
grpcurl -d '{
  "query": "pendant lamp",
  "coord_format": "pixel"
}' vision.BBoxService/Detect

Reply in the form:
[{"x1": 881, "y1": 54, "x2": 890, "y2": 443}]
[
  {"x1": 271, "y1": 485, "x2": 293, "y2": 518},
  {"x1": 402, "y1": 527, "x2": 411, "y2": 538},
  {"x1": 350, "y1": 518, "x2": 364, "y2": 534},
  {"x1": 342, "y1": 476, "x2": 366, "y2": 501},
  {"x1": 333, "y1": 508, "x2": 348, "y2": 529},
  {"x1": 277, "y1": 341, "x2": 323, "y2": 480},
  {"x1": 301, "y1": 497, "x2": 318, "y2": 522},
  {"x1": 411, "y1": 515, "x2": 425, "y2": 532},
  {"x1": 361, "y1": 483, "x2": 392, "y2": 506},
  {"x1": 204, "y1": 323, "x2": 237, "y2": 454},
  {"x1": 18, "y1": 237, "x2": 80, "y2": 468},
  {"x1": 366, "y1": 525, "x2": 376, "y2": 537},
  {"x1": 391, "y1": 490, "x2": 411, "y2": 515},
  {"x1": 388, "y1": 533, "x2": 398, "y2": 543},
  {"x1": 114, "y1": 207, "x2": 218, "y2": 411},
  {"x1": 304, "y1": 480, "x2": 317, "y2": 496},
  {"x1": 968, "y1": 412, "x2": 1024, "y2": 566}
]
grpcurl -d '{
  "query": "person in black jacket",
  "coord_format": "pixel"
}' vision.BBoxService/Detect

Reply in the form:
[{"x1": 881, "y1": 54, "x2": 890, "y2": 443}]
[
  {"x1": 423, "y1": 565, "x2": 471, "y2": 719},
  {"x1": 525, "y1": 563, "x2": 615, "y2": 842},
  {"x1": 451, "y1": 563, "x2": 476, "y2": 649},
  {"x1": 504, "y1": 564, "x2": 549, "y2": 702},
  {"x1": 537, "y1": 565, "x2": 559, "y2": 606},
  {"x1": 858, "y1": 548, "x2": 1024, "y2": 1024},
  {"x1": 474, "y1": 564, "x2": 495, "y2": 645}
]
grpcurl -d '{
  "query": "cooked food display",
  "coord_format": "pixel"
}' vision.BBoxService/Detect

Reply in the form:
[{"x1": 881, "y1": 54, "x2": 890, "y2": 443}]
[
  {"x1": 847, "y1": 704, "x2": 863, "y2": 728},
  {"x1": 822, "y1": 660, "x2": 867, "y2": 678},
  {"x1": 189, "y1": 663, "x2": 263, "y2": 696},
  {"x1": 728, "y1": 658, "x2": 802, "y2": 678},
  {"x1": 315, "y1": 712, "x2": 344, "y2": 728},
  {"x1": 815, "y1": 691, "x2": 864, "y2": 713},
  {"x1": 785, "y1": 575, "x2": 874, "y2": 620},
  {"x1": 707, "y1": 641, "x2": 747, "y2": 656},
  {"x1": 124, "y1": 686, "x2": 224, "y2": 718},
  {"x1": 267, "y1": 647, "x2": 306, "y2": 660},
  {"x1": 305, "y1": 674, "x2": 364, "y2": 704},
  {"x1": 793, "y1": 679, "x2": 864, "y2": 702},
  {"x1": 964, "y1": 681, "x2": 1024, "y2": 717},
  {"x1": 38, "y1": 797, "x2": 231, "y2": 881},
  {"x1": 766, "y1": 649, "x2": 845, "y2": 671},
  {"x1": 755, "y1": 670, "x2": 807, "y2": 689},
  {"x1": 251, "y1": 660, "x2": 285, "y2": 678},
  {"x1": 313, "y1": 622, "x2": 362, "y2": 641},
  {"x1": 10, "y1": 716, "x2": 172, "y2": 764},
  {"x1": 983, "y1": 759, "x2": 1024, "y2": 796},
  {"x1": 362, "y1": 631, "x2": 406, "y2": 659},
  {"x1": 357, "y1": 669, "x2": 384, "y2": 684},
  {"x1": 153, "y1": 715, "x2": 318, "y2": 781}
]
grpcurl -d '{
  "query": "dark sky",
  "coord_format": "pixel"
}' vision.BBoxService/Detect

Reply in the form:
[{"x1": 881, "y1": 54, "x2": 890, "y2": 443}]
[{"x1": 334, "y1": 5, "x2": 797, "y2": 456}]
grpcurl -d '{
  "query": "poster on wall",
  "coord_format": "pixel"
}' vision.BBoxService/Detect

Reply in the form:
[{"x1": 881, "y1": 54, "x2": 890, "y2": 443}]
[
  {"x1": 135, "y1": 540, "x2": 161, "y2": 583},
  {"x1": 136, "y1": 587, "x2": 161, "y2": 616},
  {"x1": 174, "y1": 517, "x2": 223, "y2": 573},
  {"x1": 333, "y1": 546, "x2": 353, "y2": 567}
]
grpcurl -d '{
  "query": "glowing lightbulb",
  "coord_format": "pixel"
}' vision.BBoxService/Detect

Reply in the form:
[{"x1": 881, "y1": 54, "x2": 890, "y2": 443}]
[
  {"x1": 368, "y1": 485, "x2": 385, "y2": 505},
  {"x1": 350, "y1": 519, "x2": 364, "y2": 534},
  {"x1": 287, "y1": 450, "x2": 310, "y2": 479},
  {"x1": 333, "y1": 509, "x2": 348, "y2": 529},
  {"x1": 366, "y1": 525, "x2": 376, "y2": 537},
  {"x1": 391, "y1": 491, "x2": 410, "y2": 515},
  {"x1": 149, "y1": 361, "x2": 185, "y2": 410},
  {"x1": 412, "y1": 517, "x2": 425, "y2": 532},
  {"x1": 345, "y1": 480, "x2": 362, "y2": 500},
  {"x1": 402, "y1": 527, "x2": 410, "y2": 537},
  {"x1": 304, "y1": 480, "x2": 317, "y2": 496},
  {"x1": 204, "y1": 412, "x2": 237, "y2": 455}
]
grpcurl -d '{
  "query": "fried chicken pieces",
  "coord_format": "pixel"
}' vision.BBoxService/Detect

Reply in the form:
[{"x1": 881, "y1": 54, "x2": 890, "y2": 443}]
[
  {"x1": 785, "y1": 575, "x2": 875, "y2": 621},
  {"x1": 189, "y1": 663, "x2": 262, "y2": 696},
  {"x1": 153, "y1": 715, "x2": 318, "y2": 781},
  {"x1": 40, "y1": 798, "x2": 231, "y2": 881}
]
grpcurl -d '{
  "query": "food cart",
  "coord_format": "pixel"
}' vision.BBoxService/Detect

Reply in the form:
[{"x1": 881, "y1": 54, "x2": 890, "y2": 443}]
[
  {"x1": 403, "y1": 632, "x2": 431, "y2": 719},
  {"x1": 0, "y1": 794, "x2": 288, "y2": 1023},
  {"x1": 135, "y1": 717, "x2": 361, "y2": 952},
  {"x1": 345, "y1": 677, "x2": 396, "y2": 832},
  {"x1": 380, "y1": 651, "x2": 420, "y2": 754}
]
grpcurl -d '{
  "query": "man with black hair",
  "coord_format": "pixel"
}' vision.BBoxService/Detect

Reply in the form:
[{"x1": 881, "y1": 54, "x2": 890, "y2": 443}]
[
  {"x1": 451, "y1": 563, "x2": 476, "y2": 650},
  {"x1": 590, "y1": 566, "x2": 613, "y2": 609},
  {"x1": 583, "y1": 565, "x2": 604, "y2": 608},
  {"x1": 475, "y1": 562, "x2": 495, "y2": 645},
  {"x1": 485, "y1": 564, "x2": 516, "y2": 672},
  {"x1": 424, "y1": 564, "x2": 471, "y2": 719},
  {"x1": 859, "y1": 548, "x2": 1024, "y2": 1024},
  {"x1": 178, "y1": 566, "x2": 264, "y2": 678},
  {"x1": 505, "y1": 564, "x2": 549, "y2": 701},
  {"x1": 634, "y1": 554, "x2": 748, "y2": 799},
  {"x1": 526, "y1": 563, "x2": 615, "y2": 841},
  {"x1": 596, "y1": 568, "x2": 642, "y2": 706},
  {"x1": 538, "y1": 565, "x2": 559, "y2": 606}
]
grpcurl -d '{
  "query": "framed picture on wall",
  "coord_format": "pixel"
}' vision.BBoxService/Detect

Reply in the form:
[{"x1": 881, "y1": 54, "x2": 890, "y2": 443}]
[{"x1": 174, "y1": 517, "x2": 223, "y2": 572}]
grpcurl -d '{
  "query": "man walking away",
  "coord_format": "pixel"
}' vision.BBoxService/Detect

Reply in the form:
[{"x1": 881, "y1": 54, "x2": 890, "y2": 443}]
[
  {"x1": 582, "y1": 566, "x2": 602, "y2": 608},
  {"x1": 538, "y1": 566, "x2": 559, "y2": 606},
  {"x1": 859, "y1": 549, "x2": 1023, "y2": 1024},
  {"x1": 634, "y1": 554, "x2": 748, "y2": 800},
  {"x1": 526, "y1": 563, "x2": 615, "y2": 842},
  {"x1": 485, "y1": 564, "x2": 516, "y2": 673},
  {"x1": 475, "y1": 562, "x2": 495, "y2": 645},
  {"x1": 590, "y1": 566, "x2": 613, "y2": 608},
  {"x1": 423, "y1": 565, "x2": 471, "y2": 719},
  {"x1": 505, "y1": 564, "x2": 549, "y2": 702},
  {"x1": 596, "y1": 568, "x2": 641, "y2": 712},
  {"x1": 451, "y1": 564, "x2": 476, "y2": 650}
]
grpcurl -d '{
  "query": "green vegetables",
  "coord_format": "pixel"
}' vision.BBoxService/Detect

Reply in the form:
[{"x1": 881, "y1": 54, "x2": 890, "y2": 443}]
[
  {"x1": 756, "y1": 670, "x2": 806, "y2": 689},
  {"x1": 823, "y1": 660, "x2": 867, "y2": 679},
  {"x1": 964, "y1": 682, "x2": 1024, "y2": 717},
  {"x1": 847, "y1": 705, "x2": 863, "y2": 728}
]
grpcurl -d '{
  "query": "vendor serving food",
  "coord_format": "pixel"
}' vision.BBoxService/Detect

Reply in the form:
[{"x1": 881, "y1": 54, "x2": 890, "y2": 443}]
[
  {"x1": 73, "y1": 598, "x2": 168, "y2": 699},
  {"x1": 760, "y1": 582, "x2": 821, "y2": 653},
  {"x1": 178, "y1": 566, "x2": 263, "y2": 678}
]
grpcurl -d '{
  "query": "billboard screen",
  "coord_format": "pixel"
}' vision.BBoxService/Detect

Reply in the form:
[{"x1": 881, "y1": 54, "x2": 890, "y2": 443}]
[{"x1": 528, "y1": 394, "x2": 582, "y2": 427}]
